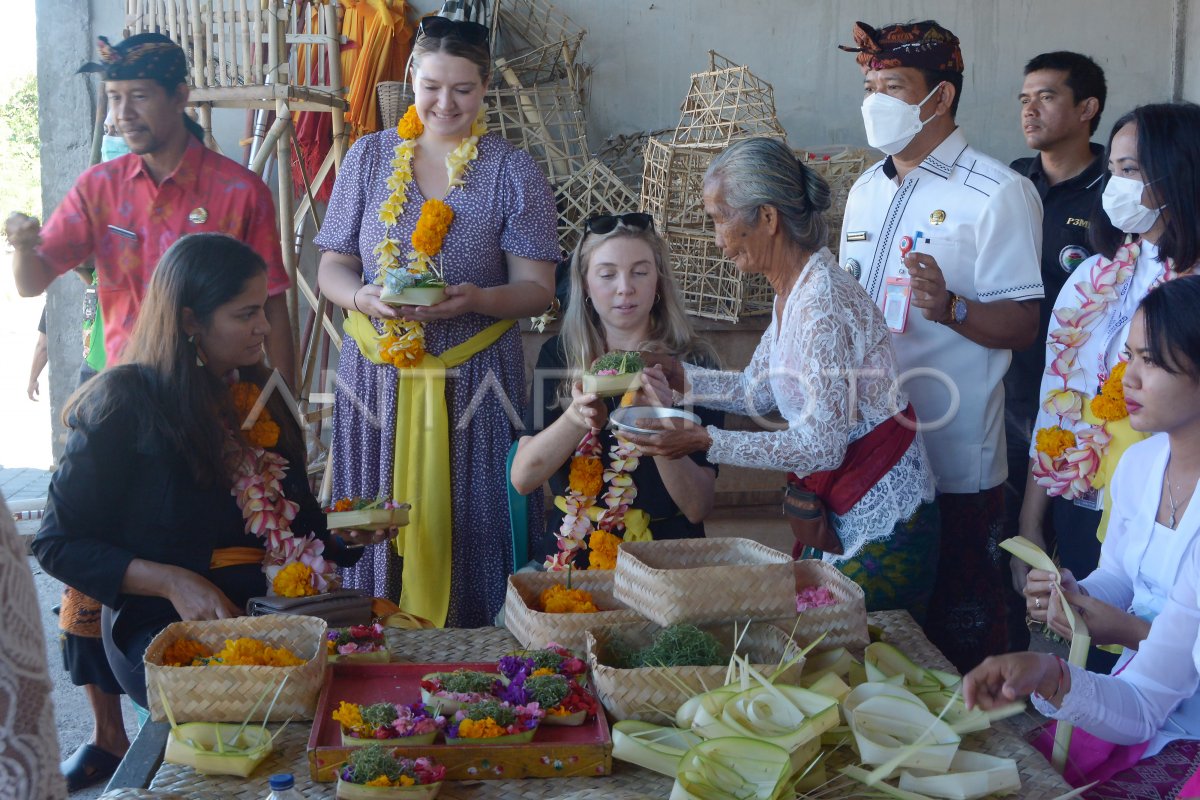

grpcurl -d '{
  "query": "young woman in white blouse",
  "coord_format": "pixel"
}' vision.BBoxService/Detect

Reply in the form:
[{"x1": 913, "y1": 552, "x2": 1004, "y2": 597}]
[
  {"x1": 624, "y1": 137, "x2": 938, "y2": 622},
  {"x1": 967, "y1": 275, "x2": 1200, "y2": 793}
]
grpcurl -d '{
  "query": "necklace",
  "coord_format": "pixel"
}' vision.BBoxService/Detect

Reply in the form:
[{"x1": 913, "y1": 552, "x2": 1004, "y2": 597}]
[
  {"x1": 1165, "y1": 457, "x2": 1195, "y2": 528},
  {"x1": 373, "y1": 104, "x2": 488, "y2": 369}
]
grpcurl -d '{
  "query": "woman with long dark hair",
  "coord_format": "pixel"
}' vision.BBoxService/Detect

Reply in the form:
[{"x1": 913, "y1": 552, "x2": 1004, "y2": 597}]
[
  {"x1": 33, "y1": 234, "x2": 381, "y2": 707},
  {"x1": 1016, "y1": 103, "x2": 1200, "y2": 617},
  {"x1": 967, "y1": 275, "x2": 1200, "y2": 796}
]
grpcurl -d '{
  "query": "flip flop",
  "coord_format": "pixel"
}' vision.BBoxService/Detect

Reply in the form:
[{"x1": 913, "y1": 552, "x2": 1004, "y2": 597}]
[{"x1": 61, "y1": 743, "x2": 122, "y2": 792}]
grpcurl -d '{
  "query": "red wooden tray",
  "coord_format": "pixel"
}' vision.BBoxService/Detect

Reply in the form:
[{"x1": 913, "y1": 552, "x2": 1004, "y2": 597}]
[{"x1": 306, "y1": 662, "x2": 612, "y2": 782}]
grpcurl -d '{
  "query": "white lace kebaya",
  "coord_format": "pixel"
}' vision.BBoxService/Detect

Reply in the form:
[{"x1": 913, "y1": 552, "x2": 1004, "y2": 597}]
[{"x1": 684, "y1": 248, "x2": 935, "y2": 560}]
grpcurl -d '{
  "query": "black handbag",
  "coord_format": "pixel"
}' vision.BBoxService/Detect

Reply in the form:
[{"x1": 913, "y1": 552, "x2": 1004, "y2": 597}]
[{"x1": 246, "y1": 589, "x2": 373, "y2": 627}]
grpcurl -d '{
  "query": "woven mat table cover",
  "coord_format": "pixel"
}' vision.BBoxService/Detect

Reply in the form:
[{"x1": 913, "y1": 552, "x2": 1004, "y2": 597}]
[{"x1": 140, "y1": 613, "x2": 1069, "y2": 799}]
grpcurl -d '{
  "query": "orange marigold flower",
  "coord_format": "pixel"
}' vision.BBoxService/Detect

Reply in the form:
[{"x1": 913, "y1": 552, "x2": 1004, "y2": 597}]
[
  {"x1": 587, "y1": 530, "x2": 621, "y2": 570},
  {"x1": 1090, "y1": 362, "x2": 1130, "y2": 422},
  {"x1": 398, "y1": 775, "x2": 416, "y2": 787},
  {"x1": 397, "y1": 105, "x2": 424, "y2": 140},
  {"x1": 162, "y1": 637, "x2": 211, "y2": 667},
  {"x1": 332, "y1": 701, "x2": 365, "y2": 734},
  {"x1": 456, "y1": 717, "x2": 506, "y2": 739},
  {"x1": 211, "y1": 637, "x2": 305, "y2": 667},
  {"x1": 229, "y1": 381, "x2": 280, "y2": 448},
  {"x1": 539, "y1": 584, "x2": 599, "y2": 614},
  {"x1": 273, "y1": 561, "x2": 319, "y2": 598},
  {"x1": 332, "y1": 498, "x2": 355, "y2": 512},
  {"x1": 411, "y1": 199, "x2": 454, "y2": 257},
  {"x1": 568, "y1": 456, "x2": 603, "y2": 498},
  {"x1": 1035, "y1": 426, "x2": 1077, "y2": 460},
  {"x1": 365, "y1": 775, "x2": 394, "y2": 787}
]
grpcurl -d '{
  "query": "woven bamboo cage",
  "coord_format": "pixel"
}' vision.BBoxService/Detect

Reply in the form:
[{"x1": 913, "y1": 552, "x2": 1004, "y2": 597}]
[
  {"x1": 495, "y1": 0, "x2": 585, "y2": 60},
  {"x1": 555, "y1": 159, "x2": 640, "y2": 255},
  {"x1": 492, "y1": 35, "x2": 586, "y2": 91},
  {"x1": 595, "y1": 129, "x2": 670, "y2": 195},
  {"x1": 487, "y1": 83, "x2": 590, "y2": 187},
  {"x1": 672, "y1": 51, "x2": 787, "y2": 147},
  {"x1": 798, "y1": 146, "x2": 873, "y2": 258}
]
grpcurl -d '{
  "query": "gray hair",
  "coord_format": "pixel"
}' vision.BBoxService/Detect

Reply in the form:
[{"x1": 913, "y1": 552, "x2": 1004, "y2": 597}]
[{"x1": 704, "y1": 137, "x2": 832, "y2": 252}]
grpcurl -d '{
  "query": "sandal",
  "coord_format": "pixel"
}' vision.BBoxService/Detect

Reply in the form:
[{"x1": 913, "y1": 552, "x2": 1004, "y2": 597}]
[{"x1": 61, "y1": 743, "x2": 122, "y2": 792}]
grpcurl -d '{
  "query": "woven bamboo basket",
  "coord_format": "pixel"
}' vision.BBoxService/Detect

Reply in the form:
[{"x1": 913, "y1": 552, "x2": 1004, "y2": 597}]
[
  {"x1": 503, "y1": 570, "x2": 643, "y2": 653},
  {"x1": 144, "y1": 615, "x2": 327, "y2": 723},
  {"x1": 613, "y1": 538, "x2": 795, "y2": 626},
  {"x1": 586, "y1": 620, "x2": 804, "y2": 725},
  {"x1": 671, "y1": 51, "x2": 787, "y2": 147},
  {"x1": 769, "y1": 559, "x2": 869, "y2": 652},
  {"x1": 554, "y1": 159, "x2": 639, "y2": 255},
  {"x1": 376, "y1": 81, "x2": 414, "y2": 131}
]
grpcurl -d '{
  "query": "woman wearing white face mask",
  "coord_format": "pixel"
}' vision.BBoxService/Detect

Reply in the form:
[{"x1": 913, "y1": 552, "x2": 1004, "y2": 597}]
[{"x1": 1015, "y1": 103, "x2": 1200, "y2": 610}]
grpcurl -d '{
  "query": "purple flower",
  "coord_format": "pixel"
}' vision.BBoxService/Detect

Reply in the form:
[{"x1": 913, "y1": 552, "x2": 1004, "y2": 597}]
[{"x1": 498, "y1": 655, "x2": 535, "y2": 682}]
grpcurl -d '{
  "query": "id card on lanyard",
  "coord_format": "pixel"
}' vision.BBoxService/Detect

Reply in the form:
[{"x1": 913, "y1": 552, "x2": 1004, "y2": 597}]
[{"x1": 882, "y1": 234, "x2": 918, "y2": 333}]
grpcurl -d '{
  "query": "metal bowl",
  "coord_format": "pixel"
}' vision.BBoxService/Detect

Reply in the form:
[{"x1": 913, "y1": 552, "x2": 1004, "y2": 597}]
[{"x1": 609, "y1": 405, "x2": 701, "y2": 436}]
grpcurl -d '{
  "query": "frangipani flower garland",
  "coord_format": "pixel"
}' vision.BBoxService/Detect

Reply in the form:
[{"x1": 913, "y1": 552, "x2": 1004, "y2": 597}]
[
  {"x1": 229, "y1": 383, "x2": 339, "y2": 596},
  {"x1": 546, "y1": 429, "x2": 652, "y2": 571},
  {"x1": 1033, "y1": 239, "x2": 1178, "y2": 498},
  {"x1": 373, "y1": 104, "x2": 488, "y2": 369}
]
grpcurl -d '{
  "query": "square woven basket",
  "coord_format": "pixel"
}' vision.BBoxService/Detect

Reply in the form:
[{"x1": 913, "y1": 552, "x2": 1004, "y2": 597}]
[
  {"x1": 144, "y1": 615, "x2": 327, "y2": 723},
  {"x1": 769, "y1": 559, "x2": 869, "y2": 652},
  {"x1": 586, "y1": 620, "x2": 805, "y2": 725},
  {"x1": 613, "y1": 538, "x2": 795, "y2": 626},
  {"x1": 503, "y1": 570, "x2": 644, "y2": 653}
]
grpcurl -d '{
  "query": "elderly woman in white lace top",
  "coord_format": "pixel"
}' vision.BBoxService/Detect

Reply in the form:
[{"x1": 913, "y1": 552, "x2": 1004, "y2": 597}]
[{"x1": 626, "y1": 137, "x2": 938, "y2": 621}]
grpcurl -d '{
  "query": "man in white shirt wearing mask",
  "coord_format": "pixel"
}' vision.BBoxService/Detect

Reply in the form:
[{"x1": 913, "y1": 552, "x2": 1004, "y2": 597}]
[{"x1": 838, "y1": 20, "x2": 1045, "y2": 673}]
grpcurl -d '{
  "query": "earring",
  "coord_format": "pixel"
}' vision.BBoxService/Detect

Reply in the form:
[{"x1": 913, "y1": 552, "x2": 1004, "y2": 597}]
[
  {"x1": 188, "y1": 334, "x2": 204, "y2": 367},
  {"x1": 654, "y1": 292, "x2": 661, "y2": 304},
  {"x1": 584, "y1": 296, "x2": 593, "y2": 305}
]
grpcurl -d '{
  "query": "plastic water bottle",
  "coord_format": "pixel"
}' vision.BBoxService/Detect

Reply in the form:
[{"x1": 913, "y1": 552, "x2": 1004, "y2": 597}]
[{"x1": 266, "y1": 773, "x2": 304, "y2": 800}]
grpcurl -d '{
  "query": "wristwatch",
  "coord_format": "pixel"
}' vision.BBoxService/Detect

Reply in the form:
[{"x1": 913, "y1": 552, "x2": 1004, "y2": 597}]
[{"x1": 945, "y1": 292, "x2": 968, "y2": 325}]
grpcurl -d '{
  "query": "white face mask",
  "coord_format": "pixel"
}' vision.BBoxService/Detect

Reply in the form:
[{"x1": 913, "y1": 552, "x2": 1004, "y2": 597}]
[
  {"x1": 861, "y1": 82, "x2": 944, "y2": 156},
  {"x1": 101, "y1": 134, "x2": 131, "y2": 162},
  {"x1": 1102, "y1": 175, "x2": 1161, "y2": 234}
]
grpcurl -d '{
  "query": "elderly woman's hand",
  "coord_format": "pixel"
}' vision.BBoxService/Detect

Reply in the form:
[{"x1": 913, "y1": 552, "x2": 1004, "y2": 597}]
[
  {"x1": 639, "y1": 352, "x2": 685, "y2": 392},
  {"x1": 621, "y1": 417, "x2": 711, "y2": 459},
  {"x1": 633, "y1": 364, "x2": 674, "y2": 408}
]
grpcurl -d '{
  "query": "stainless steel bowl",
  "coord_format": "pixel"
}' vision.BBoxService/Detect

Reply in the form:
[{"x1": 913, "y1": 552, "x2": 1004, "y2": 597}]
[{"x1": 609, "y1": 405, "x2": 701, "y2": 436}]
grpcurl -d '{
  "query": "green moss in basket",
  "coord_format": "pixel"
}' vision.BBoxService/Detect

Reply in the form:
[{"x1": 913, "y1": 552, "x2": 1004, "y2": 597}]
[
  {"x1": 522, "y1": 675, "x2": 570, "y2": 709},
  {"x1": 440, "y1": 670, "x2": 500, "y2": 695},
  {"x1": 614, "y1": 624, "x2": 724, "y2": 668},
  {"x1": 360, "y1": 702, "x2": 400, "y2": 731},
  {"x1": 462, "y1": 699, "x2": 517, "y2": 727},
  {"x1": 345, "y1": 744, "x2": 406, "y2": 785},
  {"x1": 589, "y1": 351, "x2": 644, "y2": 375},
  {"x1": 530, "y1": 649, "x2": 566, "y2": 672}
]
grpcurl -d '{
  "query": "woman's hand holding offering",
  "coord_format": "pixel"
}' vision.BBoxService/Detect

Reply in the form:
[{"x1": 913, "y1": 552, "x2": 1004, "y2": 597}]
[{"x1": 569, "y1": 381, "x2": 608, "y2": 431}]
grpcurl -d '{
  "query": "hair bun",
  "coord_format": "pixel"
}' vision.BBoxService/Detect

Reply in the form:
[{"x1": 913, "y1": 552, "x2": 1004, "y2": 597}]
[{"x1": 799, "y1": 160, "x2": 833, "y2": 214}]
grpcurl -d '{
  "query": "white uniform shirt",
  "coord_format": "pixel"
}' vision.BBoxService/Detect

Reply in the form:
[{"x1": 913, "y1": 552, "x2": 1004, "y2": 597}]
[
  {"x1": 1034, "y1": 434, "x2": 1200, "y2": 750},
  {"x1": 841, "y1": 128, "x2": 1044, "y2": 493}
]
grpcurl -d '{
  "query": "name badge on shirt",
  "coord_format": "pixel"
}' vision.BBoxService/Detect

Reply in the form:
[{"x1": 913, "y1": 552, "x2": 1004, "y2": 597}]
[
  {"x1": 845, "y1": 230, "x2": 868, "y2": 242},
  {"x1": 1073, "y1": 488, "x2": 1102, "y2": 512},
  {"x1": 882, "y1": 276, "x2": 913, "y2": 333}
]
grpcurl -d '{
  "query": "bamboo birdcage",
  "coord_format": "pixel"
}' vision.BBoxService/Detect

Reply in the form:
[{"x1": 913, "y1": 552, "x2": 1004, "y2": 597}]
[
  {"x1": 554, "y1": 159, "x2": 639, "y2": 255},
  {"x1": 672, "y1": 51, "x2": 787, "y2": 147},
  {"x1": 595, "y1": 129, "x2": 670, "y2": 195},
  {"x1": 487, "y1": 82, "x2": 589, "y2": 188}
]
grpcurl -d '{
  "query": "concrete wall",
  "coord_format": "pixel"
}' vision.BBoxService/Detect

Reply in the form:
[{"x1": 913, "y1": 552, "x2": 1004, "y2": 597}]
[
  {"x1": 37, "y1": 0, "x2": 1195, "y2": 460},
  {"x1": 564, "y1": 0, "x2": 1178, "y2": 165}
]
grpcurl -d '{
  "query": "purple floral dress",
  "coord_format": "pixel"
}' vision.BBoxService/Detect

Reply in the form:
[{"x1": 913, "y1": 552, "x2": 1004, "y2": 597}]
[{"x1": 314, "y1": 131, "x2": 559, "y2": 627}]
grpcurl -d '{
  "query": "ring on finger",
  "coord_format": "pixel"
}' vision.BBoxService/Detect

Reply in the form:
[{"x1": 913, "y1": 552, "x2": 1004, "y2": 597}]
[{"x1": 1034, "y1": 597, "x2": 1042, "y2": 610}]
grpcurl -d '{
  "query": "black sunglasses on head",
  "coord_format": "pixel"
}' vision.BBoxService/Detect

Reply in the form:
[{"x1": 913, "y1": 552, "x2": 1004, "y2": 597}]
[
  {"x1": 582, "y1": 212, "x2": 654, "y2": 238},
  {"x1": 418, "y1": 16, "x2": 490, "y2": 46}
]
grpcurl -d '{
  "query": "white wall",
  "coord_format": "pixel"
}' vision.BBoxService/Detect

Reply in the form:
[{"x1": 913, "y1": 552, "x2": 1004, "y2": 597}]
[
  {"x1": 560, "y1": 0, "x2": 1178, "y2": 164},
  {"x1": 1185, "y1": 0, "x2": 1200, "y2": 103}
]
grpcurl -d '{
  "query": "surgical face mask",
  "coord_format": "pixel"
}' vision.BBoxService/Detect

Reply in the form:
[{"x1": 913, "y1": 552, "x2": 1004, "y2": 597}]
[
  {"x1": 860, "y1": 82, "x2": 944, "y2": 156},
  {"x1": 1102, "y1": 175, "x2": 1161, "y2": 234},
  {"x1": 101, "y1": 134, "x2": 131, "y2": 162}
]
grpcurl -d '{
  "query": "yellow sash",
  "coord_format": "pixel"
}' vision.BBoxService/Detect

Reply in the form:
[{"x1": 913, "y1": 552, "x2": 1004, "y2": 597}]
[
  {"x1": 1083, "y1": 406, "x2": 1148, "y2": 542},
  {"x1": 210, "y1": 546, "x2": 266, "y2": 569},
  {"x1": 344, "y1": 312, "x2": 516, "y2": 627}
]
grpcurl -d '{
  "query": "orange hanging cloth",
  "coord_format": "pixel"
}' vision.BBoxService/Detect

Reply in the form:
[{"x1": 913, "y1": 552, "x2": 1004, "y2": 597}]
[{"x1": 343, "y1": 0, "x2": 414, "y2": 141}]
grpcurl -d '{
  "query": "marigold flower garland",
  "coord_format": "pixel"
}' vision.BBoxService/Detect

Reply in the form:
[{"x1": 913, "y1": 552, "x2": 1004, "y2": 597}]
[
  {"x1": 1033, "y1": 240, "x2": 1178, "y2": 498},
  {"x1": 373, "y1": 104, "x2": 488, "y2": 370},
  {"x1": 546, "y1": 429, "x2": 647, "y2": 571},
  {"x1": 228, "y1": 383, "x2": 339, "y2": 597}
]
